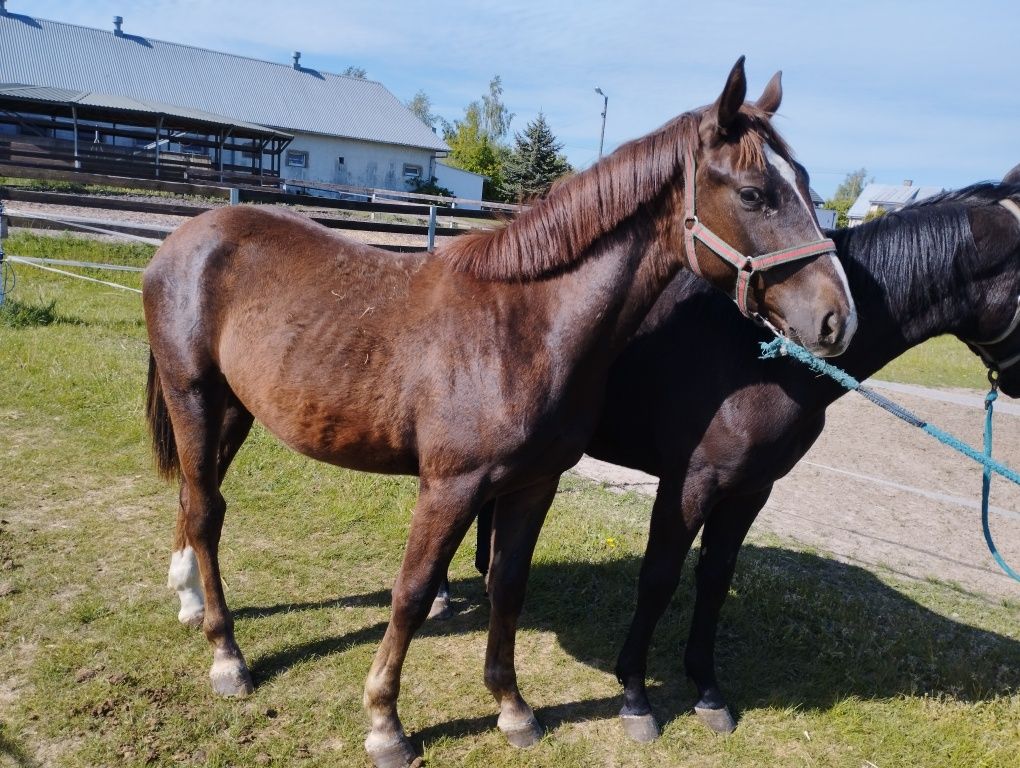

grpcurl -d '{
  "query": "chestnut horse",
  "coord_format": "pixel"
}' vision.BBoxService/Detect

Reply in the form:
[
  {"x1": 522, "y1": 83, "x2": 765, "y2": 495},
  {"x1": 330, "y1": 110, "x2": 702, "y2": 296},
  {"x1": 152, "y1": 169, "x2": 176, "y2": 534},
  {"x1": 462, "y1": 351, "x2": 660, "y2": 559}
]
[
  {"x1": 475, "y1": 179, "x2": 1020, "y2": 740},
  {"x1": 144, "y1": 58, "x2": 856, "y2": 767}
]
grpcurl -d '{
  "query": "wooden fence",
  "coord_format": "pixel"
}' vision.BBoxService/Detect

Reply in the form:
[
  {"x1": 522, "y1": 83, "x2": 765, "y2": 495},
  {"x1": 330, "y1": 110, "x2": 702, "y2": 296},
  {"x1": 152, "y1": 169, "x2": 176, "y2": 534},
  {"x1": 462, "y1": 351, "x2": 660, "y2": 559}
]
[{"x1": 0, "y1": 173, "x2": 515, "y2": 252}]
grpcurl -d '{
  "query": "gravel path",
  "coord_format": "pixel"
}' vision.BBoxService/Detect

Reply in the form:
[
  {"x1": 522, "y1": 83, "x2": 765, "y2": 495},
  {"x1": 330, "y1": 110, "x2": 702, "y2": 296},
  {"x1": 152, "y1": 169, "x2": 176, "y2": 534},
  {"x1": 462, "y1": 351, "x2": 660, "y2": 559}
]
[{"x1": 574, "y1": 383, "x2": 1020, "y2": 600}]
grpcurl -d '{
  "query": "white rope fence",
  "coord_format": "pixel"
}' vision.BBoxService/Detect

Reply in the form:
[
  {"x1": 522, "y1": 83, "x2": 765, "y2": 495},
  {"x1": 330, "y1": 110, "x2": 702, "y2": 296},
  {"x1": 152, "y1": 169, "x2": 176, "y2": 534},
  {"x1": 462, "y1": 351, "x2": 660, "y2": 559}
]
[
  {"x1": 1, "y1": 206, "x2": 154, "y2": 298},
  {"x1": 5, "y1": 255, "x2": 142, "y2": 294}
]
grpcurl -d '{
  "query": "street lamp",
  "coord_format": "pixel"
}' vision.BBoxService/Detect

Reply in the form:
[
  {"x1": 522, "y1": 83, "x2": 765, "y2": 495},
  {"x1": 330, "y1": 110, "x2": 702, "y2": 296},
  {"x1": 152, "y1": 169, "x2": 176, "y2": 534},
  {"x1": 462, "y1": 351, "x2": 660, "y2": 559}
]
[{"x1": 595, "y1": 87, "x2": 608, "y2": 159}]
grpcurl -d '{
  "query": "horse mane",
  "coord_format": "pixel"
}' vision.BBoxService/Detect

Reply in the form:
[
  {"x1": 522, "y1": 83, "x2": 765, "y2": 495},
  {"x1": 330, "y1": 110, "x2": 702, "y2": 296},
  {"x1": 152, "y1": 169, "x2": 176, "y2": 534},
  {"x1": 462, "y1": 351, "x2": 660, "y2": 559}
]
[
  {"x1": 439, "y1": 104, "x2": 790, "y2": 281},
  {"x1": 829, "y1": 182, "x2": 1020, "y2": 318}
]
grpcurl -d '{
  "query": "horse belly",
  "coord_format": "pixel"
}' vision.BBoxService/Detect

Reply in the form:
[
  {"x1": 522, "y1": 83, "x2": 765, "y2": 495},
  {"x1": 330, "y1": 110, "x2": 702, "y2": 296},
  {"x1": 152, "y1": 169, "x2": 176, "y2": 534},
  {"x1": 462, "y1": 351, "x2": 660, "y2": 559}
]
[{"x1": 220, "y1": 352, "x2": 419, "y2": 475}]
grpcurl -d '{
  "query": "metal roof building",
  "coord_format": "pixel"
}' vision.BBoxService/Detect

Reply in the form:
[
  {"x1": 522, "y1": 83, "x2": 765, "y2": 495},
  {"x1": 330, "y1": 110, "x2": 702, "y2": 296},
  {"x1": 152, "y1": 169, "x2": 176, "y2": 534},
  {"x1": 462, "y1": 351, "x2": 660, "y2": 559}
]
[
  {"x1": 0, "y1": 7, "x2": 449, "y2": 190},
  {"x1": 847, "y1": 182, "x2": 944, "y2": 225}
]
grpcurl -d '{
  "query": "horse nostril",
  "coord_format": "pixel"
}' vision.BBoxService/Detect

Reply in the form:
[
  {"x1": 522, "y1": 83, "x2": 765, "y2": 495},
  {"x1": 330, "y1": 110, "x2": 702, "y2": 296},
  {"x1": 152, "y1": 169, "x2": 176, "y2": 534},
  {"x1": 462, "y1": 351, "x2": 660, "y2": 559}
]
[{"x1": 819, "y1": 311, "x2": 841, "y2": 345}]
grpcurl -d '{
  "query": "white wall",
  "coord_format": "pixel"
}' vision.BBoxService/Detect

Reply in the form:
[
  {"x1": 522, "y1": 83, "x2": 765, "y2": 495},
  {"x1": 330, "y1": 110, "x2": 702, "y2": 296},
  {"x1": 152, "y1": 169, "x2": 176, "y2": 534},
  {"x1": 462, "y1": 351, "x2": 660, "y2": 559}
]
[
  {"x1": 434, "y1": 162, "x2": 485, "y2": 206},
  {"x1": 271, "y1": 133, "x2": 436, "y2": 191}
]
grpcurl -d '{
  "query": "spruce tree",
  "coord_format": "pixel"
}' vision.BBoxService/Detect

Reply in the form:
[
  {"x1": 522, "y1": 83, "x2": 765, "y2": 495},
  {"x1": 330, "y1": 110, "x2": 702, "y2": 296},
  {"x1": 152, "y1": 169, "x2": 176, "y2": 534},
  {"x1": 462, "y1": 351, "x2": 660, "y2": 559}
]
[{"x1": 501, "y1": 113, "x2": 573, "y2": 202}]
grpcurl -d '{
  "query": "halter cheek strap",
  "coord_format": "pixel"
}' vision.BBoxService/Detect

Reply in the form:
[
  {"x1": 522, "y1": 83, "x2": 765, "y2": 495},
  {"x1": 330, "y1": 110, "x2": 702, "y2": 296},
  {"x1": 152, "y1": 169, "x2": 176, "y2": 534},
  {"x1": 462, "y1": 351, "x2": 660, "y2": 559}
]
[
  {"x1": 682, "y1": 147, "x2": 837, "y2": 318},
  {"x1": 967, "y1": 199, "x2": 1020, "y2": 373}
]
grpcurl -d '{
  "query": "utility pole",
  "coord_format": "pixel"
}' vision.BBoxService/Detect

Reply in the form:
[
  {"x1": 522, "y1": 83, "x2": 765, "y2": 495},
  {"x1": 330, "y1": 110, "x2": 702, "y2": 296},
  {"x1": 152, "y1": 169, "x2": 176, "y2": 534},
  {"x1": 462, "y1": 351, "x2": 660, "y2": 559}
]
[{"x1": 595, "y1": 87, "x2": 608, "y2": 159}]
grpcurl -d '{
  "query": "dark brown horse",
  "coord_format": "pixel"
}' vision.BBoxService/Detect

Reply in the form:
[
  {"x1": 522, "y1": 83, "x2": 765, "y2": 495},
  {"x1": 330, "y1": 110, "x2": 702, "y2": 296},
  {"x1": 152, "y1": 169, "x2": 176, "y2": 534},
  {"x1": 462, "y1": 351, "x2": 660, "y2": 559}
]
[
  {"x1": 144, "y1": 58, "x2": 856, "y2": 767},
  {"x1": 475, "y1": 179, "x2": 1020, "y2": 741}
]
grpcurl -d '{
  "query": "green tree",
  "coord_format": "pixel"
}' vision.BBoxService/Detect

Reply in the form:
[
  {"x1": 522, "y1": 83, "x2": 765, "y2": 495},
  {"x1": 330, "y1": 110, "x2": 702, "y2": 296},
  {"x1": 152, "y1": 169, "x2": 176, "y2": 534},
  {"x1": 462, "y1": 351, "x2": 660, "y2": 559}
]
[
  {"x1": 407, "y1": 90, "x2": 440, "y2": 131},
  {"x1": 500, "y1": 113, "x2": 573, "y2": 201},
  {"x1": 341, "y1": 66, "x2": 367, "y2": 78},
  {"x1": 444, "y1": 103, "x2": 507, "y2": 199},
  {"x1": 823, "y1": 167, "x2": 871, "y2": 228},
  {"x1": 833, "y1": 167, "x2": 869, "y2": 201},
  {"x1": 442, "y1": 77, "x2": 515, "y2": 200},
  {"x1": 480, "y1": 76, "x2": 513, "y2": 143}
]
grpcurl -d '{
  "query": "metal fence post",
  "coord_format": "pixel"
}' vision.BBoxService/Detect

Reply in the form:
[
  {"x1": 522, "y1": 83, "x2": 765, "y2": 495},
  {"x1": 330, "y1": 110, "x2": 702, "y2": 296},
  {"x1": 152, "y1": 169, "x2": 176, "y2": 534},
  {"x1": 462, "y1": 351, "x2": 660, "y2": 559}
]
[
  {"x1": 0, "y1": 198, "x2": 6, "y2": 307},
  {"x1": 229, "y1": 188, "x2": 240, "y2": 206},
  {"x1": 427, "y1": 205, "x2": 437, "y2": 252}
]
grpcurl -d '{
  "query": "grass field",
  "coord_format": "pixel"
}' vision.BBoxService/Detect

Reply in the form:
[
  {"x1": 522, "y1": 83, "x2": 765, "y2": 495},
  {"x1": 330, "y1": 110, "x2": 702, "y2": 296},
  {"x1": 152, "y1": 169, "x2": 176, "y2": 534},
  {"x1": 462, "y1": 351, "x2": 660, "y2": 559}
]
[{"x1": 1, "y1": 233, "x2": 1017, "y2": 767}]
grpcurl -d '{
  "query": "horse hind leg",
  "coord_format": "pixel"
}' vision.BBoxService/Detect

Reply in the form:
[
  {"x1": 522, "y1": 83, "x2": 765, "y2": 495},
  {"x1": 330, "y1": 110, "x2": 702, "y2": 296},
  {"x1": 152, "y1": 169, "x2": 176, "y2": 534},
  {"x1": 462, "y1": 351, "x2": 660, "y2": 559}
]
[
  {"x1": 162, "y1": 374, "x2": 254, "y2": 697},
  {"x1": 168, "y1": 395, "x2": 253, "y2": 630},
  {"x1": 428, "y1": 498, "x2": 496, "y2": 621}
]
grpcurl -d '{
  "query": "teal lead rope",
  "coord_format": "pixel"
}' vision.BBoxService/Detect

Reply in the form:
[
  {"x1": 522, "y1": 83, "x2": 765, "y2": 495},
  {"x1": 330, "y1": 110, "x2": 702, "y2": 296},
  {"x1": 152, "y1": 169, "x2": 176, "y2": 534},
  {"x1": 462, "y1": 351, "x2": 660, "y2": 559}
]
[
  {"x1": 760, "y1": 335, "x2": 1020, "y2": 583},
  {"x1": 982, "y1": 381, "x2": 1020, "y2": 580}
]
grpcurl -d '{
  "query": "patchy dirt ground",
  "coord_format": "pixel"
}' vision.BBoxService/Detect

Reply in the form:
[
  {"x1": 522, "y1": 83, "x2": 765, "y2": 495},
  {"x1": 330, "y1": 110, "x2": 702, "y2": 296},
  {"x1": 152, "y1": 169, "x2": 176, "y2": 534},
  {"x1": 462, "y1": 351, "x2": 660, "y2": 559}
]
[{"x1": 575, "y1": 382, "x2": 1020, "y2": 601}]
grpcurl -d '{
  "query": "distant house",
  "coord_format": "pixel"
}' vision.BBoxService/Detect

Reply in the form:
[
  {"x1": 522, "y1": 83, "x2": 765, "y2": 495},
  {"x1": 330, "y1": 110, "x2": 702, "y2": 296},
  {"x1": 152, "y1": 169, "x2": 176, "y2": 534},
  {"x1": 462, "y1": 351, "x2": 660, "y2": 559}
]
[
  {"x1": 809, "y1": 187, "x2": 837, "y2": 230},
  {"x1": 0, "y1": 9, "x2": 448, "y2": 190},
  {"x1": 847, "y1": 181, "x2": 943, "y2": 227}
]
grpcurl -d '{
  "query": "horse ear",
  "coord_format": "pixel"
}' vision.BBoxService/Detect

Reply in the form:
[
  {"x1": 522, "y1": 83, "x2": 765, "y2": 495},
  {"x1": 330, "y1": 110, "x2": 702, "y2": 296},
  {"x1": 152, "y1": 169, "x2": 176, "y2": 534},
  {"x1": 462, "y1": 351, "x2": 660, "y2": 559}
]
[
  {"x1": 757, "y1": 71, "x2": 782, "y2": 116},
  {"x1": 710, "y1": 56, "x2": 747, "y2": 139},
  {"x1": 1003, "y1": 162, "x2": 1020, "y2": 184}
]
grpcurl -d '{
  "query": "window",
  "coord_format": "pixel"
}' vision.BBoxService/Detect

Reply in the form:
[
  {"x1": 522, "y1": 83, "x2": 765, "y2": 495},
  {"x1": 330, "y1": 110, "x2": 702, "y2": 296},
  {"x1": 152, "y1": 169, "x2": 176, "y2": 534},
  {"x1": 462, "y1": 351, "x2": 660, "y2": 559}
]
[
  {"x1": 337, "y1": 156, "x2": 345, "y2": 166},
  {"x1": 403, "y1": 163, "x2": 422, "y2": 180},
  {"x1": 286, "y1": 150, "x2": 309, "y2": 168}
]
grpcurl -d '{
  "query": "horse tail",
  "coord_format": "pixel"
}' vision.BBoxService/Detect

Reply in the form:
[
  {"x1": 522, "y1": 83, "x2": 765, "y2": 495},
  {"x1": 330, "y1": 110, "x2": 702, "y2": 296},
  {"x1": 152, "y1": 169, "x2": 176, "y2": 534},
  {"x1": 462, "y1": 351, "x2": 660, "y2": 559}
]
[{"x1": 146, "y1": 350, "x2": 180, "y2": 482}]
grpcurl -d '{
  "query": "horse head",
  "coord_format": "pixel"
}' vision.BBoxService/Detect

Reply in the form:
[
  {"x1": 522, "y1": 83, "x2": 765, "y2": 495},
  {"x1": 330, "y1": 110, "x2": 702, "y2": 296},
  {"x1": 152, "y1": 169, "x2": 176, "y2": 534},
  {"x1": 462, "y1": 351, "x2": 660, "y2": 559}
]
[
  {"x1": 681, "y1": 57, "x2": 857, "y2": 357},
  {"x1": 963, "y1": 174, "x2": 1020, "y2": 397}
]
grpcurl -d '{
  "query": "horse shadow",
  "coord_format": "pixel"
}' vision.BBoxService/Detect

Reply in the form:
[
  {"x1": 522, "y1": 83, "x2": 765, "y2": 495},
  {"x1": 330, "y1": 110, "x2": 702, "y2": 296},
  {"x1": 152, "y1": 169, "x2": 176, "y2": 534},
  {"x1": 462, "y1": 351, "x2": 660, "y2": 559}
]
[{"x1": 238, "y1": 545, "x2": 1020, "y2": 742}]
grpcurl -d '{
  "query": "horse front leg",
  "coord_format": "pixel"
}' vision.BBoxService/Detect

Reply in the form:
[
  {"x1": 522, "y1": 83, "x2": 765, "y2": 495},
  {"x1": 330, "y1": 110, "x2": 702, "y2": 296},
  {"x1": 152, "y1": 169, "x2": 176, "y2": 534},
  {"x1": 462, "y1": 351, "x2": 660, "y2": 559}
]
[
  {"x1": 615, "y1": 476, "x2": 705, "y2": 742},
  {"x1": 484, "y1": 478, "x2": 559, "y2": 748},
  {"x1": 363, "y1": 475, "x2": 482, "y2": 768},
  {"x1": 685, "y1": 488, "x2": 769, "y2": 734}
]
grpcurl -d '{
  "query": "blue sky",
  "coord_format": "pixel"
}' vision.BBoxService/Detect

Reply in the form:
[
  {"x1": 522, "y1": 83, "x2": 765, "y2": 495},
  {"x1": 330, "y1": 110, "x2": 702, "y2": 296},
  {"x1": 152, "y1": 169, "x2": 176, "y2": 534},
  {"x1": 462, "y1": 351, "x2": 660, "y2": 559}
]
[{"x1": 18, "y1": 0, "x2": 1020, "y2": 198}]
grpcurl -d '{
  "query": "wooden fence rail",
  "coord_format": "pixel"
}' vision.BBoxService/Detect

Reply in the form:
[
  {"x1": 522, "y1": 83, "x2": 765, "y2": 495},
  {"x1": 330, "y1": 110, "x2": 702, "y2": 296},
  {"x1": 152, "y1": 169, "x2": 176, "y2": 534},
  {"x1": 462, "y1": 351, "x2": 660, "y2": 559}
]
[{"x1": 1, "y1": 180, "x2": 513, "y2": 252}]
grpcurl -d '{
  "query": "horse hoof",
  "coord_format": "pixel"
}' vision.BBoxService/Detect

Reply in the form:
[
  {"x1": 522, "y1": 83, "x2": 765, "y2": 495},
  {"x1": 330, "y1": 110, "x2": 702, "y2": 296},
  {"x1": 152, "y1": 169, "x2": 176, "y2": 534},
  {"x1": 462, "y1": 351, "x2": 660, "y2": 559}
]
[
  {"x1": 209, "y1": 659, "x2": 254, "y2": 697},
  {"x1": 427, "y1": 594, "x2": 452, "y2": 621},
  {"x1": 499, "y1": 714, "x2": 543, "y2": 748},
  {"x1": 620, "y1": 711, "x2": 660, "y2": 742},
  {"x1": 365, "y1": 733, "x2": 421, "y2": 768},
  {"x1": 694, "y1": 703, "x2": 736, "y2": 734}
]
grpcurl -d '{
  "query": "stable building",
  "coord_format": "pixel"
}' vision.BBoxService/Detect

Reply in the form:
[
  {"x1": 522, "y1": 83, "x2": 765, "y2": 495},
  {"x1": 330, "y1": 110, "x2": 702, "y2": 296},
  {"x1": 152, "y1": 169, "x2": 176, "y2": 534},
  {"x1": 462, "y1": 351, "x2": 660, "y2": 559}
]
[{"x1": 0, "y1": 4, "x2": 450, "y2": 191}]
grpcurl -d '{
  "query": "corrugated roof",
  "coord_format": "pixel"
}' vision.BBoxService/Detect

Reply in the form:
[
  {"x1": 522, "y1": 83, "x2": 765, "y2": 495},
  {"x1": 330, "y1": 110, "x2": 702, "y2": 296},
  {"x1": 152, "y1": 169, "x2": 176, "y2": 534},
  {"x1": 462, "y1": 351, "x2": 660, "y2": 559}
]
[
  {"x1": 0, "y1": 12, "x2": 448, "y2": 152},
  {"x1": 848, "y1": 182, "x2": 943, "y2": 219},
  {"x1": 0, "y1": 83, "x2": 292, "y2": 138}
]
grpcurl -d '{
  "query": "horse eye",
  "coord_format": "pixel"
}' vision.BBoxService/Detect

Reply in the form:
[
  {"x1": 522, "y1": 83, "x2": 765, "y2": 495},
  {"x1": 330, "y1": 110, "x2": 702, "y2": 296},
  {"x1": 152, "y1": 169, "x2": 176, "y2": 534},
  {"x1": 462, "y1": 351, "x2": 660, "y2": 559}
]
[{"x1": 739, "y1": 187, "x2": 764, "y2": 206}]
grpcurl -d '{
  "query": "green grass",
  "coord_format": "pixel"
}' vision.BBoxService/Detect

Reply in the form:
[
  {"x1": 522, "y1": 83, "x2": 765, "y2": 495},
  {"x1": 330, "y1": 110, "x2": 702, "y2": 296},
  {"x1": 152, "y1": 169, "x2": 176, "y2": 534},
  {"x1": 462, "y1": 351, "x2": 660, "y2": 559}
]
[
  {"x1": 875, "y1": 335, "x2": 989, "y2": 390},
  {"x1": 1, "y1": 236, "x2": 1017, "y2": 767}
]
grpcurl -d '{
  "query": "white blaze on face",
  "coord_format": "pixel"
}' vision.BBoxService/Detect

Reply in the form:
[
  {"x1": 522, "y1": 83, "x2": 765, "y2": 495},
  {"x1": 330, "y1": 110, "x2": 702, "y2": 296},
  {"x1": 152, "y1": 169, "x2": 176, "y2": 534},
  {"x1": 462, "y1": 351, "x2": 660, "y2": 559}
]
[
  {"x1": 764, "y1": 144, "x2": 858, "y2": 336},
  {"x1": 168, "y1": 546, "x2": 204, "y2": 626},
  {"x1": 763, "y1": 144, "x2": 821, "y2": 236}
]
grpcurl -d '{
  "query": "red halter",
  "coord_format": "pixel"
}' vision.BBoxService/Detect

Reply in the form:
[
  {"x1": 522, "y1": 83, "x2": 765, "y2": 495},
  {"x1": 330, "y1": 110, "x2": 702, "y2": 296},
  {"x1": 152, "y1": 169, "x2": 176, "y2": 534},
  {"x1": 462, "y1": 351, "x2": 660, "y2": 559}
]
[{"x1": 682, "y1": 147, "x2": 837, "y2": 318}]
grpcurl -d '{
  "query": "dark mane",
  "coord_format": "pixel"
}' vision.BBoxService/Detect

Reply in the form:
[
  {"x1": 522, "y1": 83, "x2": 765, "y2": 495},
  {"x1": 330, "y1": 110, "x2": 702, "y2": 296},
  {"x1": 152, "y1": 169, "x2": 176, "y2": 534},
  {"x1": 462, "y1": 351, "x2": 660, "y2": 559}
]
[
  {"x1": 440, "y1": 105, "x2": 789, "y2": 281},
  {"x1": 830, "y1": 182, "x2": 1020, "y2": 319},
  {"x1": 908, "y1": 180, "x2": 1020, "y2": 209}
]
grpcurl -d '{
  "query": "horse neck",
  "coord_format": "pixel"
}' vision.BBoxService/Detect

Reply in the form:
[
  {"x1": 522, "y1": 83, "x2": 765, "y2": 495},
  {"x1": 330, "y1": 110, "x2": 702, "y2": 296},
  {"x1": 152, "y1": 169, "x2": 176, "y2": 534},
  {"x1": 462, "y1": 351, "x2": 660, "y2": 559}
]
[
  {"x1": 538, "y1": 210, "x2": 680, "y2": 367},
  {"x1": 817, "y1": 207, "x2": 985, "y2": 386}
]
